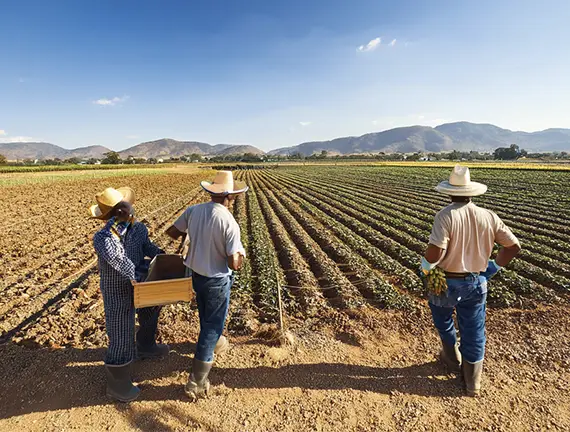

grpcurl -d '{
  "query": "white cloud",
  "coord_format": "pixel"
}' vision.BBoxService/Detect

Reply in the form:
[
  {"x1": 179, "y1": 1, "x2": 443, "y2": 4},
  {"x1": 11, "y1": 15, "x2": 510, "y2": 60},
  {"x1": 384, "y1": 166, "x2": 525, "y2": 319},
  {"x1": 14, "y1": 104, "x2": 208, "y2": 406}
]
[
  {"x1": 93, "y1": 95, "x2": 129, "y2": 106},
  {"x1": 357, "y1": 37, "x2": 381, "y2": 52},
  {"x1": 0, "y1": 130, "x2": 5, "y2": 136},
  {"x1": 389, "y1": 39, "x2": 397, "y2": 47},
  {"x1": 299, "y1": 121, "x2": 312, "y2": 127}
]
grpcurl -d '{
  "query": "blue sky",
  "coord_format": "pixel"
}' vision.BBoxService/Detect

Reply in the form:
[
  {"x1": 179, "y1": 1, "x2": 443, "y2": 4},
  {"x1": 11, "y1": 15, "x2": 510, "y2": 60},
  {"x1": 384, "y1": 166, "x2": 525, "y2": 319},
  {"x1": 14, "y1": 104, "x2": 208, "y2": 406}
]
[{"x1": 1, "y1": 0, "x2": 569, "y2": 151}]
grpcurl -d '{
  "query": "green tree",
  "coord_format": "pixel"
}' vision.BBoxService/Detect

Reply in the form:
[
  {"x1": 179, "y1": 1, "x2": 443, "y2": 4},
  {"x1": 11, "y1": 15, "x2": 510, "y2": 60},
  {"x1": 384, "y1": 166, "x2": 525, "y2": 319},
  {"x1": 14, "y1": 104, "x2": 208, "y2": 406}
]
[
  {"x1": 0, "y1": 154, "x2": 7, "y2": 165},
  {"x1": 494, "y1": 144, "x2": 526, "y2": 160},
  {"x1": 101, "y1": 151, "x2": 122, "y2": 164},
  {"x1": 64, "y1": 157, "x2": 80, "y2": 164}
]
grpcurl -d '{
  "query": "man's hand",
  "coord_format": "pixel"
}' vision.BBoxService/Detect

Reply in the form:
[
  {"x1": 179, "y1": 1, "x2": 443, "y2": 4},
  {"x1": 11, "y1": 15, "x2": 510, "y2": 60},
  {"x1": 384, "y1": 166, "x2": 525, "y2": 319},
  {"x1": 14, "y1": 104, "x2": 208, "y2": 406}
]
[
  {"x1": 131, "y1": 279, "x2": 138, "y2": 286},
  {"x1": 481, "y1": 260, "x2": 502, "y2": 280},
  {"x1": 166, "y1": 225, "x2": 185, "y2": 240},
  {"x1": 228, "y1": 252, "x2": 244, "y2": 271}
]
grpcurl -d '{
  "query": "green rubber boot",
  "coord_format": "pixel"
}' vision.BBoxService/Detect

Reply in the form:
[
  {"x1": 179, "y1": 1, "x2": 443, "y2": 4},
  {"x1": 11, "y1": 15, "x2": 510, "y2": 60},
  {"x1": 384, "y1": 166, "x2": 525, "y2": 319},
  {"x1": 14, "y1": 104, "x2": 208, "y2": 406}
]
[
  {"x1": 105, "y1": 363, "x2": 141, "y2": 402},
  {"x1": 185, "y1": 358, "x2": 213, "y2": 401},
  {"x1": 440, "y1": 342, "x2": 462, "y2": 373},
  {"x1": 463, "y1": 359, "x2": 484, "y2": 397}
]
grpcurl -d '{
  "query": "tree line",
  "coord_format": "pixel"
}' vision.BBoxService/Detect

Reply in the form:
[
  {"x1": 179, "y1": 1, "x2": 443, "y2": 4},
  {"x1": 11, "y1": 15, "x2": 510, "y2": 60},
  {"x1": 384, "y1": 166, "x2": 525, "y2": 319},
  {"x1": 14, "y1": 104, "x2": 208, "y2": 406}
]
[{"x1": 1, "y1": 145, "x2": 569, "y2": 166}]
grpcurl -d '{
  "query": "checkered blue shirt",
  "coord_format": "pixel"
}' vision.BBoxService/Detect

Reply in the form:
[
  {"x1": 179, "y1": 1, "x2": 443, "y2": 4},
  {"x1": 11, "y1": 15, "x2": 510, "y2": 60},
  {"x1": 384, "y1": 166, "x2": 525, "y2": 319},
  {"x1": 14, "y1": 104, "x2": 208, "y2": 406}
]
[{"x1": 93, "y1": 218, "x2": 163, "y2": 282}]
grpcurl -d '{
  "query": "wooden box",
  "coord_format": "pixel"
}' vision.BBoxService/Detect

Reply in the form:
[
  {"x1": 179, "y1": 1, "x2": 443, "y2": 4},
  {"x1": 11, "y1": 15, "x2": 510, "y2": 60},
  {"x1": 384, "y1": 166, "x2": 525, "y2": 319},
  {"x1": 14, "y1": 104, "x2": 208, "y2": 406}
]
[{"x1": 134, "y1": 254, "x2": 193, "y2": 308}]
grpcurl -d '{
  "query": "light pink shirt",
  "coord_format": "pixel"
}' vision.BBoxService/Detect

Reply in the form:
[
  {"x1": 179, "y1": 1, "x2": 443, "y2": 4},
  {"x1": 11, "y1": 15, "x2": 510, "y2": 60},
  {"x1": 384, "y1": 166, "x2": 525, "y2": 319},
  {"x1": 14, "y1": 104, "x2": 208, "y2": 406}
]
[{"x1": 429, "y1": 202, "x2": 520, "y2": 273}]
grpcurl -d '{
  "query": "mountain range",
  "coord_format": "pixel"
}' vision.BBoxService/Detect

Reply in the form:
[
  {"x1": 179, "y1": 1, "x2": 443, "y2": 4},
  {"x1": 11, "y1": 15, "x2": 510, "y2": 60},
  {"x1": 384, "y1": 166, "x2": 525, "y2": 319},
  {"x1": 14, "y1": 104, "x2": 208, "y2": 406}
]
[
  {"x1": 1, "y1": 122, "x2": 569, "y2": 160},
  {"x1": 0, "y1": 139, "x2": 264, "y2": 161},
  {"x1": 269, "y1": 122, "x2": 570, "y2": 155}
]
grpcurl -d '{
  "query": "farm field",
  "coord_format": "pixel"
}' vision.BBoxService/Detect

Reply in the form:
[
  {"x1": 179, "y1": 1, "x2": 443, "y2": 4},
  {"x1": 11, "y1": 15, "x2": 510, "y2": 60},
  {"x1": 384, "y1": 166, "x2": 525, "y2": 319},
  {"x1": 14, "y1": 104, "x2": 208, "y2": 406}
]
[{"x1": 0, "y1": 165, "x2": 569, "y2": 431}]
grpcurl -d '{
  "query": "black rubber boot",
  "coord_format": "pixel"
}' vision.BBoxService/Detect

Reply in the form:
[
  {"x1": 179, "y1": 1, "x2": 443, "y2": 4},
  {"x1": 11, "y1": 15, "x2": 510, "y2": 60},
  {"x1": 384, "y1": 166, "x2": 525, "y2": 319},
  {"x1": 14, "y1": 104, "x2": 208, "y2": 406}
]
[
  {"x1": 440, "y1": 342, "x2": 462, "y2": 372},
  {"x1": 105, "y1": 363, "x2": 141, "y2": 402},
  {"x1": 463, "y1": 359, "x2": 484, "y2": 397},
  {"x1": 185, "y1": 358, "x2": 213, "y2": 401},
  {"x1": 136, "y1": 343, "x2": 170, "y2": 360}
]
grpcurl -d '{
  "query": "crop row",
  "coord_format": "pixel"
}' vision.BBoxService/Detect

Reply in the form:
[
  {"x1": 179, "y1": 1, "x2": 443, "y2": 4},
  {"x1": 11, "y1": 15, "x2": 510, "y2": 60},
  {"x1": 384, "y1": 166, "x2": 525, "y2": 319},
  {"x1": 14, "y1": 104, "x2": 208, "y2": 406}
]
[
  {"x1": 252, "y1": 171, "x2": 412, "y2": 309},
  {"x1": 326, "y1": 166, "x2": 570, "y2": 223},
  {"x1": 244, "y1": 175, "x2": 292, "y2": 322},
  {"x1": 243, "y1": 173, "x2": 330, "y2": 318},
  {"x1": 261, "y1": 170, "x2": 550, "y2": 306},
  {"x1": 249, "y1": 175, "x2": 364, "y2": 309},
  {"x1": 275, "y1": 169, "x2": 570, "y2": 283},
  {"x1": 280, "y1": 167, "x2": 570, "y2": 245}
]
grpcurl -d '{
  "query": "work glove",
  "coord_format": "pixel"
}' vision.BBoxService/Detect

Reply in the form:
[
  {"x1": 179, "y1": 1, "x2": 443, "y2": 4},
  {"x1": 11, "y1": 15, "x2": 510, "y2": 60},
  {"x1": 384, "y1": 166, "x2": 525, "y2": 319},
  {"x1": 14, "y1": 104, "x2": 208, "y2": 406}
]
[
  {"x1": 419, "y1": 257, "x2": 436, "y2": 276},
  {"x1": 481, "y1": 259, "x2": 502, "y2": 280}
]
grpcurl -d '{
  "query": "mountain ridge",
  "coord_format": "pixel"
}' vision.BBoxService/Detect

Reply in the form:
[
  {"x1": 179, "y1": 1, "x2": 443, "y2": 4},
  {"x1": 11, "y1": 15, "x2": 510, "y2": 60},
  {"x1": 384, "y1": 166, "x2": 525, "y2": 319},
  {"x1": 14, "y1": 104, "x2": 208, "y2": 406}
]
[
  {"x1": 270, "y1": 121, "x2": 570, "y2": 155},
  {"x1": 1, "y1": 122, "x2": 569, "y2": 160}
]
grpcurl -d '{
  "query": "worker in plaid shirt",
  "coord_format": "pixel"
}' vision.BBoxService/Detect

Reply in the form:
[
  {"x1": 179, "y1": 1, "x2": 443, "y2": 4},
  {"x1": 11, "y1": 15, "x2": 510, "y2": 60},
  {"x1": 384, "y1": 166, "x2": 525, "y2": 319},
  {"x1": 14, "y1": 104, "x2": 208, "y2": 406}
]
[{"x1": 90, "y1": 187, "x2": 168, "y2": 402}]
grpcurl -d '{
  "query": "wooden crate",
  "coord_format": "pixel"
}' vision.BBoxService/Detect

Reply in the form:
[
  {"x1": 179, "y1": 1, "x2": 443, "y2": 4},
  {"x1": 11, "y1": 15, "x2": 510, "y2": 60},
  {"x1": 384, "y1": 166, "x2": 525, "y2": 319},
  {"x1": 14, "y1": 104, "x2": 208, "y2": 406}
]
[
  {"x1": 134, "y1": 254, "x2": 194, "y2": 308},
  {"x1": 134, "y1": 277, "x2": 193, "y2": 308}
]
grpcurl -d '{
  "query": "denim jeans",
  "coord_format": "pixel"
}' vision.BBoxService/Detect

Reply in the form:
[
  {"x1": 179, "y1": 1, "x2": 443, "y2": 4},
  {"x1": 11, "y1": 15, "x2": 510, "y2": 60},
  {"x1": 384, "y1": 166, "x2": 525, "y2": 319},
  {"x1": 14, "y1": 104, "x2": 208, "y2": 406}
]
[
  {"x1": 428, "y1": 274, "x2": 487, "y2": 363},
  {"x1": 192, "y1": 272, "x2": 233, "y2": 362}
]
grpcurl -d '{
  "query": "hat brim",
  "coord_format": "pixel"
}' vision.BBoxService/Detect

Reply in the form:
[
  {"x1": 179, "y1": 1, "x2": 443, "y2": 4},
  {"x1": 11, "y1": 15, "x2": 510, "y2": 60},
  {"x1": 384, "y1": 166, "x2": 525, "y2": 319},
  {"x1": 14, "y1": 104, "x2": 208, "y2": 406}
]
[
  {"x1": 200, "y1": 180, "x2": 249, "y2": 196},
  {"x1": 89, "y1": 187, "x2": 136, "y2": 220},
  {"x1": 435, "y1": 181, "x2": 487, "y2": 197}
]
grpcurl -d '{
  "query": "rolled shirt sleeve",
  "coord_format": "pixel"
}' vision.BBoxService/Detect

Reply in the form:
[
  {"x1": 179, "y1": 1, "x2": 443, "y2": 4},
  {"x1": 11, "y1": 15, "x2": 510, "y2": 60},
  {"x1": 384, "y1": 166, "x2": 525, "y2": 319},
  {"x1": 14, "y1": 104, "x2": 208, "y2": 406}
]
[
  {"x1": 428, "y1": 211, "x2": 451, "y2": 249},
  {"x1": 225, "y1": 220, "x2": 246, "y2": 257},
  {"x1": 492, "y1": 213, "x2": 520, "y2": 247},
  {"x1": 173, "y1": 206, "x2": 194, "y2": 233}
]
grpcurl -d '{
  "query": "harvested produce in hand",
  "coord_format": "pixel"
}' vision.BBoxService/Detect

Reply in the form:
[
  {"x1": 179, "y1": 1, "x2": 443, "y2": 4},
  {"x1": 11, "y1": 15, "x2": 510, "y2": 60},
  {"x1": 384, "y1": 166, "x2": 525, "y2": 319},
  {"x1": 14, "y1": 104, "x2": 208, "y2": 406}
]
[{"x1": 427, "y1": 267, "x2": 448, "y2": 296}]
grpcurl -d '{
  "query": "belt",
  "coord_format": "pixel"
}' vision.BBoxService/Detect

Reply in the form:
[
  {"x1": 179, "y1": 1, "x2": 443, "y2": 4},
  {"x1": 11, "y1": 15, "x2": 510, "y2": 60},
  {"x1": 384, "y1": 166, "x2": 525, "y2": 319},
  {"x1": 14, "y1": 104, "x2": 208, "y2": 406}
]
[{"x1": 445, "y1": 272, "x2": 480, "y2": 279}]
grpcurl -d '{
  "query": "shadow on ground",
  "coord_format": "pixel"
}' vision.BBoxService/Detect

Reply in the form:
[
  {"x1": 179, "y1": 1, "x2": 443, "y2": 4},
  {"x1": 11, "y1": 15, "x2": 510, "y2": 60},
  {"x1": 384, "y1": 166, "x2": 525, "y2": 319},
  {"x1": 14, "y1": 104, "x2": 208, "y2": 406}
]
[{"x1": 0, "y1": 341, "x2": 462, "y2": 429}]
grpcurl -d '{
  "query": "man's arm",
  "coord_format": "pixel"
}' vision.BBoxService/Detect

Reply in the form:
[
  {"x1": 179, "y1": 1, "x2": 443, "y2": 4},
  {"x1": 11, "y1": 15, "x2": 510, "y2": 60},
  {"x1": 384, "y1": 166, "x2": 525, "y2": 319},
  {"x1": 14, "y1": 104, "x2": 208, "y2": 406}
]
[
  {"x1": 166, "y1": 206, "x2": 193, "y2": 240},
  {"x1": 481, "y1": 213, "x2": 522, "y2": 279},
  {"x1": 421, "y1": 211, "x2": 448, "y2": 272},
  {"x1": 495, "y1": 243, "x2": 521, "y2": 267},
  {"x1": 225, "y1": 220, "x2": 246, "y2": 271},
  {"x1": 424, "y1": 244, "x2": 445, "y2": 264}
]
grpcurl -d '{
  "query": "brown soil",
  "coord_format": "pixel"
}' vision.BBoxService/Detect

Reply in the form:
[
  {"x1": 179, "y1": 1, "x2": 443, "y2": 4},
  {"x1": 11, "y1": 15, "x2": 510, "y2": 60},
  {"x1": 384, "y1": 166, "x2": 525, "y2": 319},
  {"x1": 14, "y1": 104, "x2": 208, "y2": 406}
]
[{"x1": 1, "y1": 304, "x2": 568, "y2": 432}]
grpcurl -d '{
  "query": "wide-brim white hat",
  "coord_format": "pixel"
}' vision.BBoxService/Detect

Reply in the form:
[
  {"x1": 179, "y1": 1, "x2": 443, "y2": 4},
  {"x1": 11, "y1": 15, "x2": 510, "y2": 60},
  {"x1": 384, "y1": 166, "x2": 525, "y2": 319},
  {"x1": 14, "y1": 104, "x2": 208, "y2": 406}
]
[
  {"x1": 201, "y1": 170, "x2": 249, "y2": 196},
  {"x1": 435, "y1": 165, "x2": 487, "y2": 197},
  {"x1": 89, "y1": 187, "x2": 135, "y2": 220}
]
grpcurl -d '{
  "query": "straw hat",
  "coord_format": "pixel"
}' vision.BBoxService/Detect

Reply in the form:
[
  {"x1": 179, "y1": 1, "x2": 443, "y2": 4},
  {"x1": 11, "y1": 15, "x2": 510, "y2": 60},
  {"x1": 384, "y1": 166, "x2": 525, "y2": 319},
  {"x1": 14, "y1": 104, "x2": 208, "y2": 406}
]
[
  {"x1": 201, "y1": 171, "x2": 248, "y2": 196},
  {"x1": 89, "y1": 187, "x2": 135, "y2": 220},
  {"x1": 435, "y1": 165, "x2": 487, "y2": 197}
]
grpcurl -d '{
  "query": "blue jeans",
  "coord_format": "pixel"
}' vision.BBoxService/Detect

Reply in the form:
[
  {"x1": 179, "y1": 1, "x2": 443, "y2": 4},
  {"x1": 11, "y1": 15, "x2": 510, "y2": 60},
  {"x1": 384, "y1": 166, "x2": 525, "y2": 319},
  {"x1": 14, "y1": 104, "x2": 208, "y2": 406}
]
[
  {"x1": 192, "y1": 272, "x2": 233, "y2": 362},
  {"x1": 429, "y1": 275, "x2": 487, "y2": 363}
]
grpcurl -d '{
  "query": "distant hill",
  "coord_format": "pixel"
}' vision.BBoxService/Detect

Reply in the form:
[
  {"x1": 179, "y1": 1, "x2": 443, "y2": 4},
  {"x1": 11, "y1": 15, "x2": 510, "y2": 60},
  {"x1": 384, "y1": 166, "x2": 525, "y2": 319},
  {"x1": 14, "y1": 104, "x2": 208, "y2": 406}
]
[
  {"x1": 67, "y1": 145, "x2": 112, "y2": 159},
  {"x1": 118, "y1": 139, "x2": 265, "y2": 159},
  {"x1": 0, "y1": 142, "x2": 111, "y2": 160},
  {"x1": 0, "y1": 139, "x2": 264, "y2": 161},
  {"x1": 270, "y1": 122, "x2": 570, "y2": 155}
]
